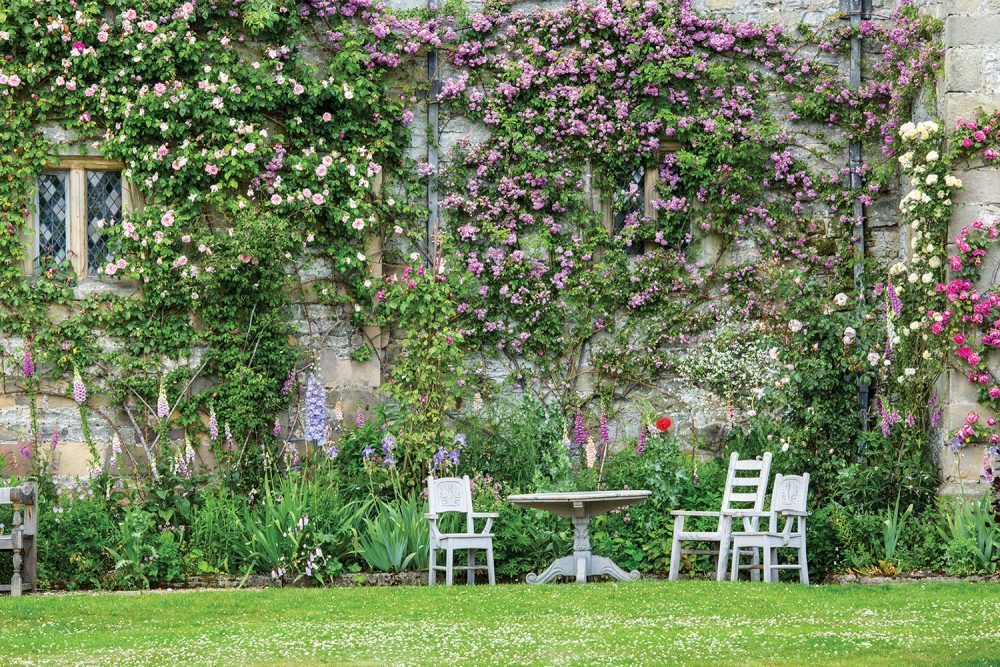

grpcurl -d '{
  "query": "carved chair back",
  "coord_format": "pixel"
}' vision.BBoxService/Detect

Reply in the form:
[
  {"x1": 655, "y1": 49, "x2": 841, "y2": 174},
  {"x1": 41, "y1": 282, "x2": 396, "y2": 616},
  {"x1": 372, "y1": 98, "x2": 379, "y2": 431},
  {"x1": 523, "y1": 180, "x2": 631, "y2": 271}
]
[
  {"x1": 427, "y1": 475, "x2": 474, "y2": 533},
  {"x1": 768, "y1": 473, "x2": 810, "y2": 536}
]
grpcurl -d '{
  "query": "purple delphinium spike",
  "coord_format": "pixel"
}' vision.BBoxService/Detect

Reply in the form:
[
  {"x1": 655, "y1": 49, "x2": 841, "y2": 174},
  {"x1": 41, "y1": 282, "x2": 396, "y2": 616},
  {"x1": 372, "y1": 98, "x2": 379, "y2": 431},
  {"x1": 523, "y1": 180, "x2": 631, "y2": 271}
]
[
  {"x1": 224, "y1": 423, "x2": 234, "y2": 450},
  {"x1": 887, "y1": 278, "x2": 902, "y2": 317},
  {"x1": 304, "y1": 374, "x2": 327, "y2": 445},
  {"x1": 637, "y1": 426, "x2": 647, "y2": 455},
  {"x1": 273, "y1": 419, "x2": 282, "y2": 438},
  {"x1": 355, "y1": 409, "x2": 365, "y2": 428}
]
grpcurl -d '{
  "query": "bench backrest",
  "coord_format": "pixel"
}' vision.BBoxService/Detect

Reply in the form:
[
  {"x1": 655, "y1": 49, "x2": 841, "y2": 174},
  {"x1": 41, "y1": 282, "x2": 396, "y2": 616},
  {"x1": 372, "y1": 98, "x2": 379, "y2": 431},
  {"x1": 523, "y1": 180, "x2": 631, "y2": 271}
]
[{"x1": 0, "y1": 484, "x2": 37, "y2": 536}]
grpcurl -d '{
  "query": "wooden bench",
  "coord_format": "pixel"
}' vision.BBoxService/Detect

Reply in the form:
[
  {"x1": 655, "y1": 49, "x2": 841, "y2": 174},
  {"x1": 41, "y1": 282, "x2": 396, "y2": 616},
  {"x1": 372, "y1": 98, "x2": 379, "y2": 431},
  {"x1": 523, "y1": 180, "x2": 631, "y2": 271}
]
[{"x1": 0, "y1": 484, "x2": 37, "y2": 595}]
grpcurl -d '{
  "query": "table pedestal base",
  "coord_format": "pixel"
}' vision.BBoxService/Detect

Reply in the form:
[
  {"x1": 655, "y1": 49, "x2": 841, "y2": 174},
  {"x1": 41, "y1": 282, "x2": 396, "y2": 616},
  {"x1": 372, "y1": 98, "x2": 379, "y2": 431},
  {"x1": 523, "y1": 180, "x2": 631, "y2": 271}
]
[
  {"x1": 525, "y1": 516, "x2": 640, "y2": 584},
  {"x1": 525, "y1": 555, "x2": 640, "y2": 584}
]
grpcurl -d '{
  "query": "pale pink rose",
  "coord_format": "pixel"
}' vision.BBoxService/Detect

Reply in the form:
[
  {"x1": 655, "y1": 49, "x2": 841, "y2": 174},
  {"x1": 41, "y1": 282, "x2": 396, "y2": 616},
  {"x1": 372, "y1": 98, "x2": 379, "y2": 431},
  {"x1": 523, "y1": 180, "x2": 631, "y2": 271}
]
[
  {"x1": 312, "y1": 193, "x2": 325, "y2": 205},
  {"x1": 270, "y1": 194, "x2": 282, "y2": 205}
]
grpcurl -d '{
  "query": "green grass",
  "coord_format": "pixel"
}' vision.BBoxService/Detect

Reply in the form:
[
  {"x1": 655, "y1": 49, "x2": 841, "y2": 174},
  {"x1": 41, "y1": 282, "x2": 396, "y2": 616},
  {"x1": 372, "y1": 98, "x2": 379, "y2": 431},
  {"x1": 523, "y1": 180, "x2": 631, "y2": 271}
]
[{"x1": 1, "y1": 581, "x2": 999, "y2": 665}]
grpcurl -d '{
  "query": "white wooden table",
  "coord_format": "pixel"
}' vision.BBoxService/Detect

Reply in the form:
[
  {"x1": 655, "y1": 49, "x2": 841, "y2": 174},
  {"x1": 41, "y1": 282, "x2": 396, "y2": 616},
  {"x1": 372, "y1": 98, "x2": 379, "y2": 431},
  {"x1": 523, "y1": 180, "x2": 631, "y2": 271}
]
[{"x1": 507, "y1": 490, "x2": 651, "y2": 584}]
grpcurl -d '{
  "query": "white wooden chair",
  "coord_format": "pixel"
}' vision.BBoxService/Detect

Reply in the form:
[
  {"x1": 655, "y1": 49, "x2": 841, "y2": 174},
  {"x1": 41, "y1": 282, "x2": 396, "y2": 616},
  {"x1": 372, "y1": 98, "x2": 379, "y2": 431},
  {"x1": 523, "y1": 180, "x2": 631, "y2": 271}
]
[
  {"x1": 669, "y1": 452, "x2": 772, "y2": 581},
  {"x1": 426, "y1": 475, "x2": 498, "y2": 586},
  {"x1": 729, "y1": 473, "x2": 810, "y2": 584}
]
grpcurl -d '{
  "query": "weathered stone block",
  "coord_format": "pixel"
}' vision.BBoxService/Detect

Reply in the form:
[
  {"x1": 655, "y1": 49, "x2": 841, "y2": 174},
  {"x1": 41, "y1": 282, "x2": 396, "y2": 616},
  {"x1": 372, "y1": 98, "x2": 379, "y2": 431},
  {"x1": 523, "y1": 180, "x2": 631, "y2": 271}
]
[
  {"x1": 319, "y1": 353, "x2": 381, "y2": 388},
  {"x1": 706, "y1": 0, "x2": 736, "y2": 10},
  {"x1": 946, "y1": 0, "x2": 980, "y2": 15},
  {"x1": 945, "y1": 16, "x2": 1000, "y2": 45},
  {"x1": 951, "y1": 168, "x2": 1000, "y2": 205},
  {"x1": 948, "y1": 202, "x2": 1000, "y2": 238},
  {"x1": 948, "y1": 369, "x2": 984, "y2": 404},
  {"x1": 943, "y1": 92, "x2": 996, "y2": 128},
  {"x1": 945, "y1": 47, "x2": 982, "y2": 92},
  {"x1": 938, "y1": 442, "x2": 989, "y2": 486},
  {"x1": 51, "y1": 440, "x2": 104, "y2": 477}
]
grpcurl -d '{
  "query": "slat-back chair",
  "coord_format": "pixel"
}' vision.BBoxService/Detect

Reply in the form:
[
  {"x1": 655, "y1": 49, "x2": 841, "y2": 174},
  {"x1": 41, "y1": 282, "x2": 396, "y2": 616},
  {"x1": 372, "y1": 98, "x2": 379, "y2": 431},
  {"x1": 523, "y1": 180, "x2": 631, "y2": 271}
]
[{"x1": 669, "y1": 452, "x2": 772, "y2": 581}]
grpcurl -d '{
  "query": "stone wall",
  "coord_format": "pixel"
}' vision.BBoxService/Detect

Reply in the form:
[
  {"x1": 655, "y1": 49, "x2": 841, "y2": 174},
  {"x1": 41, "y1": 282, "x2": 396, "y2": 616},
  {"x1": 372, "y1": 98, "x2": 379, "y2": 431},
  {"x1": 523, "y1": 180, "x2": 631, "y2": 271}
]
[
  {"x1": 3, "y1": 0, "x2": 1000, "y2": 490},
  {"x1": 937, "y1": 0, "x2": 1000, "y2": 493}
]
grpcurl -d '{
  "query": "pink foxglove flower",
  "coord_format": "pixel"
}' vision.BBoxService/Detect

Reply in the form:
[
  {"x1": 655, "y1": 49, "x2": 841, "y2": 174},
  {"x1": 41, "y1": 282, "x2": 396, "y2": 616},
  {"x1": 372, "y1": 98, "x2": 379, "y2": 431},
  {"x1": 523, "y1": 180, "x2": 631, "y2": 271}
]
[
  {"x1": 157, "y1": 382, "x2": 169, "y2": 418},
  {"x1": 636, "y1": 426, "x2": 647, "y2": 455},
  {"x1": 22, "y1": 347, "x2": 34, "y2": 378},
  {"x1": 585, "y1": 437, "x2": 596, "y2": 469},
  {"x1": 209, "y1": 408, "x2": 219, "y2": 440},
  {"x1": 72, "y1": 367, "x2": 87, "y2": 405}
]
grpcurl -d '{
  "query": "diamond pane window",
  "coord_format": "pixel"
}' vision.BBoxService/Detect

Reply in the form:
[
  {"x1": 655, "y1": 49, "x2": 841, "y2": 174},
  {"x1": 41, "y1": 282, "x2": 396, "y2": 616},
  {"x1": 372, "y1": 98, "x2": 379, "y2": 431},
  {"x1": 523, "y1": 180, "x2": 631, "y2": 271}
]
[
  {"x1": 36, "y1": 172, "x2": 69, "y2": 264},
  {"x1": 86, "y1": 170, "x2": 122, "y2": 275},
  {"x1": 614, "y1": 167, "x2": 645, "y2": 256}
]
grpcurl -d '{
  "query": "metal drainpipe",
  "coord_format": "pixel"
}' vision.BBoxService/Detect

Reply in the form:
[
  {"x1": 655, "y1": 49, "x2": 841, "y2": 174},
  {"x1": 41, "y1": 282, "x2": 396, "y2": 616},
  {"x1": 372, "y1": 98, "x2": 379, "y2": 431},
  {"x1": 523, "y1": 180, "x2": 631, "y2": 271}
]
[
  {"x1": 842, "y1": 0, "x2": 872, "y2": 434},
  {"x1": 426, "y1": 2, "x2": 441, "y2": 266}
]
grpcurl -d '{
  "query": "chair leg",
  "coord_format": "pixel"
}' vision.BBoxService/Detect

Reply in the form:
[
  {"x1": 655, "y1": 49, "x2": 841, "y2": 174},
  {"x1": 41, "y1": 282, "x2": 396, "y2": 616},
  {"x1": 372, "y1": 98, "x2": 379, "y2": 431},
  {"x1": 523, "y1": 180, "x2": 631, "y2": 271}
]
[
  {"x1": 445, "y1": 548, "x2": 454, "y2": 586},
  {"x1": 749, "y1": 547, "x2": 760, "y2": 583},
  {"x1": 668, "y1": 517, "x2": 682, "y2": 581},
  {"x1": 762, "y1": 545, "x2": 773, "y2": 583},
  {"x1": 487, "y1": 547, "x2": 496, "y2": 585},
  {"x1": 799, "y1": 542, "x2": 809, "y2": 585},
  {"x1": 467, "y1": 549, "x2": 476, "y2": 585},
  {"x1": 730, "y1": 544, "x2": 740, "y2": 581},
  {"x1": 428, "y1": 544, "x2": 437, "y2": 586},
  {"x1": 715, "y1": 538, "x2": 730, "y2": 582}
]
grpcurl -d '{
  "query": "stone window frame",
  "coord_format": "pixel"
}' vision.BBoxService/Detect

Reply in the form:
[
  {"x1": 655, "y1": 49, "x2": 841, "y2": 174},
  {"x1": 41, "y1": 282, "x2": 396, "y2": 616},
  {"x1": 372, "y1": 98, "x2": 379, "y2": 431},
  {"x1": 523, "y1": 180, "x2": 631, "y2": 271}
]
[
  {"x1": 22, "y1": 156, "x2": 138, "y2": 279},
  {"x1": 591, "y1": 139, "x2": 682, "y2": 254}
]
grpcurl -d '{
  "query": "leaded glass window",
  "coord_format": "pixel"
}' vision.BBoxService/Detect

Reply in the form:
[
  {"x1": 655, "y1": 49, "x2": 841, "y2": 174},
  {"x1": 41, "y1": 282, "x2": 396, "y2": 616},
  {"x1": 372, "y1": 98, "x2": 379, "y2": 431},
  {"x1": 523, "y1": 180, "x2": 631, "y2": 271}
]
[
  {"x1": 614, "y1": 167, "x2": 645, "y2": 256},
  {"x1": 86, "y1": 170, "x2": 122, "y2": 275},
  {"x1": 36, "y1": 172, "x2": 69, "y2": 265}
]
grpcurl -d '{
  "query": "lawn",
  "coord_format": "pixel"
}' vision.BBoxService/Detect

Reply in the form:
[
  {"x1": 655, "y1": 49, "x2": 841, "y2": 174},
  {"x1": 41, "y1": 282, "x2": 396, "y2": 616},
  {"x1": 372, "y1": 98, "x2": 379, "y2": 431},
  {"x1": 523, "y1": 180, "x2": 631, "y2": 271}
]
[{"x1": 1, "y1": 581, "x2": 999, "y2": 666}]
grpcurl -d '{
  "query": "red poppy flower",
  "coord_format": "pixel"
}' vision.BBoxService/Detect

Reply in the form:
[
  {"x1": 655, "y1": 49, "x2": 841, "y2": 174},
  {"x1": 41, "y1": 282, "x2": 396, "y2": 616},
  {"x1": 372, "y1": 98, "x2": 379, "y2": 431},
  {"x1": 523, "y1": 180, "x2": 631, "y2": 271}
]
[{"x1": 655, "y1": 417, "x2": 672, "y2": 432}]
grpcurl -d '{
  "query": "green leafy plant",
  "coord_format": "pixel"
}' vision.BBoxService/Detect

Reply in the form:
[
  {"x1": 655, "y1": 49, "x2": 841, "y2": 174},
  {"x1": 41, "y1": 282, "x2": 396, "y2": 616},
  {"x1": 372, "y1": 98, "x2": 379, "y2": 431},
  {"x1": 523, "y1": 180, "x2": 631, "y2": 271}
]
[
  {"x1": 938, "y1": 495, "x2": 999, "y2": 575},
  {"x1": 356, "y1": 496, "x2": 429, "y2": 573},
  {"x1": 882, "y1": 495, "x2": 914, "y2": 565}
]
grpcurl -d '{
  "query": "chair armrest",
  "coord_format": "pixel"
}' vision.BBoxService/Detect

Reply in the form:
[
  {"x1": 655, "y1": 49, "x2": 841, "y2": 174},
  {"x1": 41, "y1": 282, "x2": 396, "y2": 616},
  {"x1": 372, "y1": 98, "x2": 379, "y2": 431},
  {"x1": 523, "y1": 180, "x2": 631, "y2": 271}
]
[
  {"x1": 670, "y1": 510, "x2": 720, "y2": 517},
  {"x1": 781, "y1": 510, "x2": 810, "y2": 516},
  {"x1": 425, "y1": 513, "x2": 438, "y2": 520},
  {"x1": 471, "y1": 512, "x2": 500, "y2": 519},
  {"x1": 721, "y1": 510, "x2": 771, "y2": 518}
]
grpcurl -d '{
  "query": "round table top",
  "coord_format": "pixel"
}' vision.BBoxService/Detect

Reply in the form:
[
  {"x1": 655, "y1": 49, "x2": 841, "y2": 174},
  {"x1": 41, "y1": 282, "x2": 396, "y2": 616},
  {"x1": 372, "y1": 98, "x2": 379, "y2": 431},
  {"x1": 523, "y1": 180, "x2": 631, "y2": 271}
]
[{"x1": 507, "y1": 490, "x2": 651, "y2": 518}]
